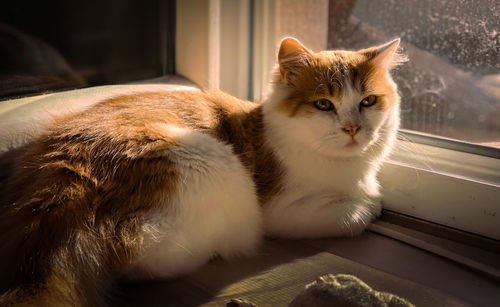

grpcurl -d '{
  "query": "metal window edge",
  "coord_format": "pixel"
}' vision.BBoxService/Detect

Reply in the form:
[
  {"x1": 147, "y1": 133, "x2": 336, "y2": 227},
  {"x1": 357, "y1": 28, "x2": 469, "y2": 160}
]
[
  {"x1": 390, "y1": 133, "x2": 500, "y2": 186},
  {"x1": 398, "y1": 129, "x2": 500, "y2": 160}
]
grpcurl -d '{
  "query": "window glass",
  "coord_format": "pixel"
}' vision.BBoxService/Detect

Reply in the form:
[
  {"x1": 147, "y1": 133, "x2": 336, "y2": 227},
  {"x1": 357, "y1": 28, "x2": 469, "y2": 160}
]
[
  {"x1": 328, "y1": 0, "x2": 499, "y2": 148},
  {"x1": 0, "y1": 0, "x2": 175, "y2": 100}
]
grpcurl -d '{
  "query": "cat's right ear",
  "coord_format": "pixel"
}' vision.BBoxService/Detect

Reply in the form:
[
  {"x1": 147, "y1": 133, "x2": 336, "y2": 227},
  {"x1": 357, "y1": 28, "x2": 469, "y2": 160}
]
[
  {"x1": 278, "y1": 37, "x2": 313, "y2": 86},
  {"x1": 362, "y1": 39, "x2": 408, "y2": 70}
]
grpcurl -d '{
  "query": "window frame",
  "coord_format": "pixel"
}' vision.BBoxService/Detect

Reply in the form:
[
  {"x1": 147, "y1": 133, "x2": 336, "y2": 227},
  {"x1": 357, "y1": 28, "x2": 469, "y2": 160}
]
[{"x1": 381, "y1": 130, "x2": 500, "y2": 240}]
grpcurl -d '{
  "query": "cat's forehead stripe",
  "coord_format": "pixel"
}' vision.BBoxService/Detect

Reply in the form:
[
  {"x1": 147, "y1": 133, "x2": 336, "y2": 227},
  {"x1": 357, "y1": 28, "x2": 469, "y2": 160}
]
[
  {"x1": 276, "y1": 48, "x2": 397, "y2": 116},
  {"x1": 326, "y1": 82, "x2": 335, "y2": 97}
]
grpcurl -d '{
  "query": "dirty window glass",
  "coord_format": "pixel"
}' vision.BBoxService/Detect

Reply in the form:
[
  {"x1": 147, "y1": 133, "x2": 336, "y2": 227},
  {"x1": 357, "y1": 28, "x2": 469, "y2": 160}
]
[
  {"x1": 0, "y1": 0, "x2": 175, "y2": 100},
  {"x1": 328, "y1": 0, "x2": 499, "y2": 148}
]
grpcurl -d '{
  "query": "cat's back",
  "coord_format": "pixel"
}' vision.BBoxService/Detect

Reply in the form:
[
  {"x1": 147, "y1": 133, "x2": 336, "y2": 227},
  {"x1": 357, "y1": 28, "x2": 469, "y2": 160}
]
[
  {"x1": 16, "y1": 89, "x2": 256, "y2": 173},
  {"x1": 63, "y1": 90, "x2": 235, "y2": 133},
  {"x1": 1, "y1": 89, "x2": 254, "y2": 200},
  {"x1": 78, "y1": 89, "x2": 254, "y2": 130}
]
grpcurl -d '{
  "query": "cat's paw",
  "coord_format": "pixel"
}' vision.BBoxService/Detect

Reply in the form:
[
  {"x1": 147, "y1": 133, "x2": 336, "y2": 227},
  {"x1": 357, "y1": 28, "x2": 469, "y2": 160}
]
[
  {"x1": 340, "y1": 221, "x2": 368, "y2": 237},
  {"x1": 340, "y1": 200, "x2": 381, "y2": 237}
]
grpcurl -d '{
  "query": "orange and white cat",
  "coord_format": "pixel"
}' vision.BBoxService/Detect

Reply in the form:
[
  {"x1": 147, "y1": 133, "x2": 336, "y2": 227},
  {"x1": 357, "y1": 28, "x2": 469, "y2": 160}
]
[{"x1": 0, "y1": 37, "x2": 405, "y2": 306}]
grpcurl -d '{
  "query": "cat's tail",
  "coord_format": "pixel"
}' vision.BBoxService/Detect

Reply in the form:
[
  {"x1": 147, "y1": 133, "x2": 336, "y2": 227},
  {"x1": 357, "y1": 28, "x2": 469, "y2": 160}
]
[
  {"x1": 0, "y1": 233, "x2": 89, "y2": 307},
  {"x1": 0, "y1": 206, "x2": 107, "y2": 307},
  {"x1": 0, "y1": 272, "x2": 81, "y2": 306}
]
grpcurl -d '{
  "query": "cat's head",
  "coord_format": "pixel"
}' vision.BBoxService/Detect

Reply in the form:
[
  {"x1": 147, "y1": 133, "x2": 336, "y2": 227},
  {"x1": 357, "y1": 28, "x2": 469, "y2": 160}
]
[{"x1": 265, "y1": 37, "x2": 406, "y2": 158}]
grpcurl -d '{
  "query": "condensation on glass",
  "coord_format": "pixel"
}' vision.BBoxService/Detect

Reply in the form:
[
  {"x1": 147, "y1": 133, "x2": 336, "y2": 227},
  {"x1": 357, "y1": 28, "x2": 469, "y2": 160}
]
[
  {"x1": 328, "y1": 0, "x2": 499, "y2": 148},
  {"x1": 0, "y1": 0, "x2": 175, "y2": 100}
]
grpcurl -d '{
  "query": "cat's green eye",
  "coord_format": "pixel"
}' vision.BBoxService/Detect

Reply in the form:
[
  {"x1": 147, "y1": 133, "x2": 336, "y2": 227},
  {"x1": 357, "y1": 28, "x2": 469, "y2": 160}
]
[
  {"x1": 313, "y1": 99, "x2": 334, "y2": 111},
  {"x1": 360, "y1": 95, "x2": 377, "y2": 108}
]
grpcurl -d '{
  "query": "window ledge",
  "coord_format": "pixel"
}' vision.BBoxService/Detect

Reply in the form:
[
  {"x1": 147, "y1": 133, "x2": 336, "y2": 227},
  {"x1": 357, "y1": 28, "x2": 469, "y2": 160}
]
[{"x1": 369, "y1": 218, "x2": 500, "y2": 281}]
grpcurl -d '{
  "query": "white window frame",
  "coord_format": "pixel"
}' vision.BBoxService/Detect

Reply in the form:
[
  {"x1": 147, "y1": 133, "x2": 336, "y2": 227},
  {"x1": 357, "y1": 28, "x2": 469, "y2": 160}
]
[
  {"x1": 381, "y1": 130, "x2": 500, "y2": 240},
  {"x1": 176, "y1": 0, "x2": 500, "y2": 241},
  {"x1": 176, "y1": 0, "x2": 252, "y2": 98}
]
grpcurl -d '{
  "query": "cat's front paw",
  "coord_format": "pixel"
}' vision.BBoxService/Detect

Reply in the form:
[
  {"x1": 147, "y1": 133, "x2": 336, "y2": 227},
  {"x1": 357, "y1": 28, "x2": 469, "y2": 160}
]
[
  {"x1": 340, "y1": 221, "x2": 368, "y2": 237},
  {"x1": 340, "y1": 200, "x2": 381, "y2": 237}
]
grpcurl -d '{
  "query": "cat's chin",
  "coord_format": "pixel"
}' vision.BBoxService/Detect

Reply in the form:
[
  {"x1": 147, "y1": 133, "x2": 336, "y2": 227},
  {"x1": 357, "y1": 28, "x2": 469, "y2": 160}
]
[
  {"x1": 336, "y1": 146, "x2": 366, "y2": 158},
  {"x1": 315, "y1": 142, "x2": 368, "y2": 158}
]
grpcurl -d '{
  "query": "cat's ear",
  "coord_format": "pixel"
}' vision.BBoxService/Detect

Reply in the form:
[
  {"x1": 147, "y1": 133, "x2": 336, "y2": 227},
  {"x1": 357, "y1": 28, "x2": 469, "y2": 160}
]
[
  {"x1": 363, "y1": 39, "x2": 407, "y2": 70},
  {"x1": 278, "y1": 37, "x2": 313, "y2": 85}
]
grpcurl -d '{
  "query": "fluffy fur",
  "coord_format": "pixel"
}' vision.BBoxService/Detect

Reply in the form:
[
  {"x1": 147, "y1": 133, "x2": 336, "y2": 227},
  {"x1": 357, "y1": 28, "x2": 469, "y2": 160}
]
[{"x1": 0, "y1": 38, "x2": 405, "y2": 306}]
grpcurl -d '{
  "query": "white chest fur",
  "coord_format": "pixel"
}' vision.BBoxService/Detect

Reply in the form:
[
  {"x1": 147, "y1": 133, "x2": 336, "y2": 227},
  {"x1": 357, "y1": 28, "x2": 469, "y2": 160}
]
[
  {"x1": 260, "y1": 99, "x2": 393, "y2": 238},
  {"x1": 262, "y1": 143, "x2": 382, "y2": 238}
]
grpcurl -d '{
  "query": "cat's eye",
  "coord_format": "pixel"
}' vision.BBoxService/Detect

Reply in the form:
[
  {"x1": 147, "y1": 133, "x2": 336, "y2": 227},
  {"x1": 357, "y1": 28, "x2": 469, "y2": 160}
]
[
  {"x1": 313, "y1": 99, "x2": 334, "y2": 111},
  {"x1": 360, "y1": 95, "x2": 377, "y2": 108}
]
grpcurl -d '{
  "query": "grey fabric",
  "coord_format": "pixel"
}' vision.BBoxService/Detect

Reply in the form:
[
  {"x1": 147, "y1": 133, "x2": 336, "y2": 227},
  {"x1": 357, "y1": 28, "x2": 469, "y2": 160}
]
[
  {"x1": 289, "y1": 274, "x2": 414, "y2": 307},
  {"x1": 227, "y1": 273, "x2": 414, "y2": 307}
]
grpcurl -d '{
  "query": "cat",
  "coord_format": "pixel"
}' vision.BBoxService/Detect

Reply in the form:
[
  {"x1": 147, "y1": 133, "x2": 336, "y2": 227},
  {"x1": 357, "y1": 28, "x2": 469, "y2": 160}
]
[{"x1": 0, "y1": 37, "x2": 406, "y2": 306}]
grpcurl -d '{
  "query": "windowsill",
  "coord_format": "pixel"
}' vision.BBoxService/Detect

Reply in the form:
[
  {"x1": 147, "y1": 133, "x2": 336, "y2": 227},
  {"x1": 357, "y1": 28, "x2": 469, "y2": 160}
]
[{"x1": 113, "y1": 222, "x2": 500, "y2": 306}]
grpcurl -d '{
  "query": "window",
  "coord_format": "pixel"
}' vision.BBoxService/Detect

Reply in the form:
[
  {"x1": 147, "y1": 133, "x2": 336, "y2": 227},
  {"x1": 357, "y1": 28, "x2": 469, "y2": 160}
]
[{"x1": 0, "y1": 0, "x2": 175, "y2": 100}]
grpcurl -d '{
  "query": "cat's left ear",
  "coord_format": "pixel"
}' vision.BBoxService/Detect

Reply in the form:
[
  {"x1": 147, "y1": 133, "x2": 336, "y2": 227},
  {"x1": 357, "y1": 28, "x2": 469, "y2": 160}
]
[
  {"x1": 364, "y1": 39, "x2": 408, "y2": 70},
  {"x1": 278, "y1": 37, "x2": 313, "y2": 85}
]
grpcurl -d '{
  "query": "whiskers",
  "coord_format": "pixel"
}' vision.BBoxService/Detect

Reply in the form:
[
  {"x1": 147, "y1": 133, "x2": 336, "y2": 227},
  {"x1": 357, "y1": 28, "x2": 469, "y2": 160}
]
[
  {"x1": 373, "y1": 127, "x2": 436, "y2": 175},
  {"x1": 310, "y1": 132, "x2": 343, "y2": 153},
  {"x1": 142, "y1": 223, "x2": 194, "y2": 256}
]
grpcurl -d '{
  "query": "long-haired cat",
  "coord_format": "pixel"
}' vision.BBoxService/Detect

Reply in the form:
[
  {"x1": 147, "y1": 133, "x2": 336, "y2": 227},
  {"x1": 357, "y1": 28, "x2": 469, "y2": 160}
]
[{"x1": 0, "y1": 37, "x2": 405, "y2": 306}]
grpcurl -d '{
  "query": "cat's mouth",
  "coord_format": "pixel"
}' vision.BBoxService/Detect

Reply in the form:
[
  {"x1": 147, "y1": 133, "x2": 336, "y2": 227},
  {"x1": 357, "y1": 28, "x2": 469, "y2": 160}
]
[{"x1": 345, "y1": 139, "x2": 358, "y2": 147}]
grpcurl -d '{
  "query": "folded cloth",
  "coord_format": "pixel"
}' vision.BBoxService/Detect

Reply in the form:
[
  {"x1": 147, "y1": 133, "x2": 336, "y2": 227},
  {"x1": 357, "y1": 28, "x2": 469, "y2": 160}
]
[
  {"x1": 289, "y1": 274, "x2": 415, "y2": 307},
  {"x1": 227, "y1": 274, "x2": 414, "y2": 307}
]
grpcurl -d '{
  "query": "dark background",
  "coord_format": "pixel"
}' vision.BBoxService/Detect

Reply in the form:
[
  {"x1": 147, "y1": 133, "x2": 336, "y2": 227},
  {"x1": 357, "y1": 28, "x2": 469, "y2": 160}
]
[{"x1": 0, "y1": 0, "x2": 175, "y2": 99}]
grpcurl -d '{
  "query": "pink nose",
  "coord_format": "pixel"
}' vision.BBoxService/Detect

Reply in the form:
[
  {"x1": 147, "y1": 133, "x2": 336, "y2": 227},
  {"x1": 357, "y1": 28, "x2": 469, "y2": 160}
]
[{"x1": 342, "y1": 124, "x2": 361, "y2": 136}]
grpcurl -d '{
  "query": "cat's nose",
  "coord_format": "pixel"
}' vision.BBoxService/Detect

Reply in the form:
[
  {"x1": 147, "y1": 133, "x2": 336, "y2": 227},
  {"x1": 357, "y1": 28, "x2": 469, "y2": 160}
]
[{"x1": 342, "y1": 124, "x2": 361, "y2": 136}]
